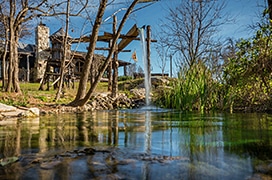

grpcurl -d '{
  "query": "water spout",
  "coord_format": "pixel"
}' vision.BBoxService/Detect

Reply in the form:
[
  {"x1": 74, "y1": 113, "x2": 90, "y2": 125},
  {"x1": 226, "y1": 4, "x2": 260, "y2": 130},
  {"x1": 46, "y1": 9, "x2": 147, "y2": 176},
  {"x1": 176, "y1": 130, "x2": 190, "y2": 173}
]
[{"x1": 138, "y1": 27, "x2": 150, "y2": 106}]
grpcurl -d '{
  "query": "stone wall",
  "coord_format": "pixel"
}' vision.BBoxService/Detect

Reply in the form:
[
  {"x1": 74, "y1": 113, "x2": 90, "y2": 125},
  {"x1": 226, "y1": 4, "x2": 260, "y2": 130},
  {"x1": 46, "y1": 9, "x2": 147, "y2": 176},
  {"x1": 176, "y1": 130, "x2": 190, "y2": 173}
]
[{"x1": 34, "y1": 24, "x2": 50, "y2": 82}]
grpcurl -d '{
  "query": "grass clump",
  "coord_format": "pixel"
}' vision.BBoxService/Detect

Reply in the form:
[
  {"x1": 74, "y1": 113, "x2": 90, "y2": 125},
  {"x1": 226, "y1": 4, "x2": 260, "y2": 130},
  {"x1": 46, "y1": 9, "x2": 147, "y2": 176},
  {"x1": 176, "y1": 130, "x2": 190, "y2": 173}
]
[{"x1": 154, "y1": 62, "x2": 220, "y2": 112}]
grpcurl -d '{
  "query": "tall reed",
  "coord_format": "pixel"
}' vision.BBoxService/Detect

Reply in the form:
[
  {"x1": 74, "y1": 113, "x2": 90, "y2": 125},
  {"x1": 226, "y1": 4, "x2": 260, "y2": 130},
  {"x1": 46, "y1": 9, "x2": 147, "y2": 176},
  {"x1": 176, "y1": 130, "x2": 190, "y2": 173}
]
[{"x1": 155, "y1": 62, "x2": 219, "y2": 112}]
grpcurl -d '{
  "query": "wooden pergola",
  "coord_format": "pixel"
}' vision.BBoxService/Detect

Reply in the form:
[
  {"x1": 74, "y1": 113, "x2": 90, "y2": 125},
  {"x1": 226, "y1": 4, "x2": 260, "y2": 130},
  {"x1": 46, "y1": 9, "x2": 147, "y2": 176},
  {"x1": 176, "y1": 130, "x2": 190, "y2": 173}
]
[{"x1": 72, "y1": 22, "x2": 156, "y2": 97}]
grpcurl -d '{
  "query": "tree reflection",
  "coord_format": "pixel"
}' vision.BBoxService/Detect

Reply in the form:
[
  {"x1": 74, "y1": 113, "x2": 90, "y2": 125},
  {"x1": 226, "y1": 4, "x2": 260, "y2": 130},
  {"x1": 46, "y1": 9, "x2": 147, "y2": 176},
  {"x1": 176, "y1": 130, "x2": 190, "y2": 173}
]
[{"x1": 0, "y1": 112, "x2": 271, "y2": 179}]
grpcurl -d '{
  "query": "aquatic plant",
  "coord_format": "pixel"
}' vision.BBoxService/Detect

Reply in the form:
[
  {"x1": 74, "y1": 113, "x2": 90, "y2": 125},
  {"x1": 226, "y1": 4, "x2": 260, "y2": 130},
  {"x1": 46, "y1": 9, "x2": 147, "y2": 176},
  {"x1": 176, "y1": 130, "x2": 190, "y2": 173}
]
[{"x1": 155, "y1": 61, "x2": 220, "y2": 112}]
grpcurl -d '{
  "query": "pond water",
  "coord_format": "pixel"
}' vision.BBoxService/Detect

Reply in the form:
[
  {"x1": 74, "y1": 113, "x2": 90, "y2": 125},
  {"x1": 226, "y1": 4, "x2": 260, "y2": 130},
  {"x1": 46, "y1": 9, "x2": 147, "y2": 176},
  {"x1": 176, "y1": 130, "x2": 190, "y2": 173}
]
[{"x1": 0, "y1": 107, "x2": 272, "y2": 179}]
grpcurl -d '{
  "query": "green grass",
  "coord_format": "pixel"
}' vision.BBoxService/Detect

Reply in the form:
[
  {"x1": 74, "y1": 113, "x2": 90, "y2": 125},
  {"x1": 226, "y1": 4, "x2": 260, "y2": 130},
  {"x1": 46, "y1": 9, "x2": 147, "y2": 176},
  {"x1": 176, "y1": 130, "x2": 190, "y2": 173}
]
[{"x1": 0, "y1": 81, "x2": 111, "y2": 107}]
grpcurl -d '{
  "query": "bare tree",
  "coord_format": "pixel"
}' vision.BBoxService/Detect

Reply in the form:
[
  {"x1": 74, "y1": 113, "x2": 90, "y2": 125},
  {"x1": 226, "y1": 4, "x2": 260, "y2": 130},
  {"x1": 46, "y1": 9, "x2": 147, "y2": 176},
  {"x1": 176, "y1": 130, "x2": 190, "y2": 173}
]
[
  {"x1": 54, "y1": 0, "x2": 88, "y2": 101},
  {"x1": 69, "y1": 0, "x2": 154, "y2": 106},
  {"x1": 154, "y1": 41, "x2": 168, "y2": 76},
  {"x1": 55, "y1": 0, "x2": 71, "y2": 101},
  {"x1": 160, "y1": 0, "x2": 229, "y2": 69},
  {"x1": 0, "y1": 1, "x2": 56, "y2": 93},
  {"x1": 0, "y1": 0, "x2": 88, "y2": 94},
  {"x1": 0, "y1": 1, "x2": 50, "y2": 93},
  {"x1": 0, "y1": 13, "x2": 9, "y2": 90},
  {"x1": 70, "y1": 0, "x2": 108, "y2": 104}
]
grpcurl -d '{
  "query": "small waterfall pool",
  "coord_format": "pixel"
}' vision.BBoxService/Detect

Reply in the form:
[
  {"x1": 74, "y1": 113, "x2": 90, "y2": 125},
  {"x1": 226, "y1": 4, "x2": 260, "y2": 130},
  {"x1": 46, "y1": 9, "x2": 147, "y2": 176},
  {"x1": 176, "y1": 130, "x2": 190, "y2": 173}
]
[{"x1": 0, "y1": 110, "x2": 271, "y2": 179}]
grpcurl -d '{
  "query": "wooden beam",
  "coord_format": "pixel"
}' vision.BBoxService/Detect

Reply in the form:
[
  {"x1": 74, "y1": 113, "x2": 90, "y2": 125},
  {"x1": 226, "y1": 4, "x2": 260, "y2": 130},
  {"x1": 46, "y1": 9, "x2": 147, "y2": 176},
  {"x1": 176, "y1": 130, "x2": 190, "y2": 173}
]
[
  {"x1": 72, "y1": 25, "x2": 157, "y2": 44},
  {"x1": 72, "y1": 35, "x2": 112, "y2": 43},
  {"x1": 118, "y1": 24, "x2": 139, "y2": 51},
  {"x1": 104, "y1": 32, "x2": 138, "y2": 40},
  {"x1": 95, "y1": 47, "x2": 131, "y2": 52},
  {"x1": 104, "y1": 32, "x2": 157, "y2": 42},
  {"x1": 134, "y1": 38, "x2": 157, "y2": 42},
  {"x1": 72, "y1": 34, "x2": 157, "y2": 43}
]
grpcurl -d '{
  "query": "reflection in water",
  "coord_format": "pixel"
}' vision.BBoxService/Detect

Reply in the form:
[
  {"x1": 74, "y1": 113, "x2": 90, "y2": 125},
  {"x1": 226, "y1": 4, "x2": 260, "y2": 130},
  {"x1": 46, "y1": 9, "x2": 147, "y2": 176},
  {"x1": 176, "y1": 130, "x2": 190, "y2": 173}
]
[
  {"x1": 143, "y1": 109, "x2": 152, "y2": 180},
  {"x1": 0, "y1": 112, "x2": 271, "y2": 179},
  {"x1": 144, "y1": 111, "x2": 151, "y2": 155}
]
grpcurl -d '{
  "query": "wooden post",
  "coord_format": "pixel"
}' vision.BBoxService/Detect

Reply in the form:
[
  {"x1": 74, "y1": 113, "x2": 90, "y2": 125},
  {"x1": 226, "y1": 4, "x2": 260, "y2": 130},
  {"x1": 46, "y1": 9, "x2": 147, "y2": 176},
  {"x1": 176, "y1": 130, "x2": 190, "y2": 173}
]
[
  {"x1": 112, "y1": 16, "x2": 118, "y2": 98},
  {"x1": 146, "y1": 25, "x2": 151, "y2": 91},
  {"x1": 124, "y1": 65, "x2": 127, "y2": 76},
  {"x1": 26, "y1": 55, "x2": 30, "y2": 82},
  {"x1": 107, "y1": 39, "x2": 112, "y2": 91},
  {"x1": 170, "y1": 54, "x2": 172, "y2": 78}
]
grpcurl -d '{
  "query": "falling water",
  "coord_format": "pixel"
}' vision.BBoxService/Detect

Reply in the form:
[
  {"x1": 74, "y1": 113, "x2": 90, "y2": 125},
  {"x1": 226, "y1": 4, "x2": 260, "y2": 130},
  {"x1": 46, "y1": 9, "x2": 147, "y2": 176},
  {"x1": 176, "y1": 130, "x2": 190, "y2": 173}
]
[
  {"x1": 138, "y1": 27, "x2": 150, "y2": 106},
  {"x1": 139, "y1": 27, "x2": 152, "y2": 158}
]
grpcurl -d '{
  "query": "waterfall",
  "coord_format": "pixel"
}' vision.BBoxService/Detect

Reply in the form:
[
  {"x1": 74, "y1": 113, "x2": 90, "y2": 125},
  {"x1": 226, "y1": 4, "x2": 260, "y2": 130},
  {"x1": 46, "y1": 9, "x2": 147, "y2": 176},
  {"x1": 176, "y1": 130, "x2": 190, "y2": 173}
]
[{"x1": 138, "y1": 27, "x2": 150, "y2": 106}]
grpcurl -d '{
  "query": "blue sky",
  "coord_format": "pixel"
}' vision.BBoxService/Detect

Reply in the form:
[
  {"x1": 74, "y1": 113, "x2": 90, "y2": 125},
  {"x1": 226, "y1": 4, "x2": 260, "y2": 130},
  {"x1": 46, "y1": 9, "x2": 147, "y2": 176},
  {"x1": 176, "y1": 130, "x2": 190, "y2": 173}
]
[
  {"x1": 35, "y1": 0, "x2": 267, "y2": 76},
  {"x1": 108, "y1": 0, "x2": 267, "y2": 75}
]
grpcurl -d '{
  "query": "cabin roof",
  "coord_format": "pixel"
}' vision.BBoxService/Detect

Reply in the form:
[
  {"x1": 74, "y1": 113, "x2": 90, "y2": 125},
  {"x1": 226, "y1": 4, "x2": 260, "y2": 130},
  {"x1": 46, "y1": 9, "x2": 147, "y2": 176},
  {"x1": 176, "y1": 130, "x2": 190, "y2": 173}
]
[{"x1": 50, "y1": 28, "x2": 72, "y2": 39}]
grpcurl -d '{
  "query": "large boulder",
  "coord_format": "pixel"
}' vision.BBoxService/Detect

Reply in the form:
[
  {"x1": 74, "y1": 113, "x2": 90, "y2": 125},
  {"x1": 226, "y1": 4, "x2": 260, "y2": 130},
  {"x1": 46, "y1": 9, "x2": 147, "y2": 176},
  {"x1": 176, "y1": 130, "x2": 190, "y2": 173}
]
[
  {"x1": 0, "y1": 103, "x2": 17, "y2": 112},
  {"x1": 0, "y1": 103, "x2": 40, "y2": 119}
]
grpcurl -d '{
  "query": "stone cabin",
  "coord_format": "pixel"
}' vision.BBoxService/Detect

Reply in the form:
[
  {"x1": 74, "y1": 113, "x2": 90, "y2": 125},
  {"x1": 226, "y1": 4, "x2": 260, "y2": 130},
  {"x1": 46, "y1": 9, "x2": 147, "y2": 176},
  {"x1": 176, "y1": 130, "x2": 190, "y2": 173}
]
[{"x1": 0, "y1": 23, "x2": 131, "y2": 82}]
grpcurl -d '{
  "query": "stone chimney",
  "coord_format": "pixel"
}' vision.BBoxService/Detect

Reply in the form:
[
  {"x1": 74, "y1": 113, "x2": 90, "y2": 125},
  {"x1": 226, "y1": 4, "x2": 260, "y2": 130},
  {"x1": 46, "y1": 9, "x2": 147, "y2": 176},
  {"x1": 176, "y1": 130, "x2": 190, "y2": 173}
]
[{"x1": 34, "y1": 23, "x2": 50, "y2": 82}]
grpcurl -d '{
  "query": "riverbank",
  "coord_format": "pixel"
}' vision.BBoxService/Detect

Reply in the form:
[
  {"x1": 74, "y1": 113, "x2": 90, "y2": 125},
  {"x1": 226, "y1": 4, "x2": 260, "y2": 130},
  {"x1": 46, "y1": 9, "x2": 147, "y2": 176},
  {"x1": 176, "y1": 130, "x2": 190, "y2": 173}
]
[
  {"x1": 0, "y1": 87, "x2": 148, "y2": 119},
  {"x1": 1, "y1": 76, "x2": 271, "y2": 117},
  {"x1": 0, "y1": 77, "x2": 168, "y2": 118}
]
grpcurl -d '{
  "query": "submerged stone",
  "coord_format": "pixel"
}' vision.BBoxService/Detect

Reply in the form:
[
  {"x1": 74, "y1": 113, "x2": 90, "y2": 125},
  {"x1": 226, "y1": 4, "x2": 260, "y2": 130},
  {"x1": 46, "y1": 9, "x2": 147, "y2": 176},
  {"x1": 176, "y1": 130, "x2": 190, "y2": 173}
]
[{"x1": 40, "y1": 160, "x2": 62, "y2": 169}]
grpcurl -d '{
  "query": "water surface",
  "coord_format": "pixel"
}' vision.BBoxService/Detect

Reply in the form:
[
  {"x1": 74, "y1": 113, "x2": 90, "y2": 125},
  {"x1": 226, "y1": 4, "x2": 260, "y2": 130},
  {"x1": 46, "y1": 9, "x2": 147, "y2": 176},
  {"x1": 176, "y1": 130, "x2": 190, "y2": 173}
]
[{"x1": 0, "y1": 109, "x2": 271, "y2": 179}]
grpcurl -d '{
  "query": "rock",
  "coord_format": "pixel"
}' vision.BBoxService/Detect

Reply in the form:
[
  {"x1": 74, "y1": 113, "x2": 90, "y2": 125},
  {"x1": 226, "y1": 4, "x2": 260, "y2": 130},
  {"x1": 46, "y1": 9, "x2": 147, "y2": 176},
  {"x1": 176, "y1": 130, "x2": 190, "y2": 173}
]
[
  {"x1": 117, "y1": 159, "x2": 137, "y2": 165},
  {"x1": 0, "y1": 156, "x2": 19, "y2": 166},
  {"x1": 0, "y1": 103, "x2": 17, "y2": 112},
  {"x1": 0, "y1": 103, "x2": 41, "y2": 119},
  {"x1": 246, "y1": 173, "x2": 272, "y2": 180},
  {"x1": 29, "y1": 108, "x2": 40, "y2": 116},
  {"x1": 40, "y1": 160, "x2": 62, "y2": 169},
  {"x1": 254, "y1": 161, "x2": 272, "y2": 175},
  {"x1": 130, "y1": 88, "x2": 145, "y2": 100},
  {"x1": 151, "y1": 76, "x2": 170, "y2": 87},
  {"x1": 19, "y1": 108, "x2": 40, "y2": 117},
  {"x1": 95, "y1": 173, "x2": 124, "y2": 180}
]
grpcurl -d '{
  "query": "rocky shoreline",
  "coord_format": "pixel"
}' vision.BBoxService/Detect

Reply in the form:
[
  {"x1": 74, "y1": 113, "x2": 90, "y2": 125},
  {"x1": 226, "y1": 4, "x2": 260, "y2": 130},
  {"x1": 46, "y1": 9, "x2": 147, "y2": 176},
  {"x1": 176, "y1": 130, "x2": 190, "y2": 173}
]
[
  {"x1": 39, "y1": 88, "x2": 148, "y2": 115},
  {"x1": 0, "y1": 88, "x2": 148, "y2": 119}
]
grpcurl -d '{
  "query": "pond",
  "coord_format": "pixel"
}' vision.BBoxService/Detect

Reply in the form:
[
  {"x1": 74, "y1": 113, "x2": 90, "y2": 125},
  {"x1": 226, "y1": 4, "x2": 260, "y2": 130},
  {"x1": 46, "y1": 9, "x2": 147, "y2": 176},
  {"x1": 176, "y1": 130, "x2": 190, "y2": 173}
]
[{"x1": 0, "y1": 107, "x2": 272, "y2": 179}]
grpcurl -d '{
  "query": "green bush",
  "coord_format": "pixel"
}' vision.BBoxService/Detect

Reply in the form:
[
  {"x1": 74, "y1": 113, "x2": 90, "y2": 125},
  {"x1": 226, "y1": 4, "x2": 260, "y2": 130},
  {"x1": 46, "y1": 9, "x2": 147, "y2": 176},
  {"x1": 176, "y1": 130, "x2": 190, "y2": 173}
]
[{"x1": 118, "y1": 76, "x2": 132, "y2": 81}]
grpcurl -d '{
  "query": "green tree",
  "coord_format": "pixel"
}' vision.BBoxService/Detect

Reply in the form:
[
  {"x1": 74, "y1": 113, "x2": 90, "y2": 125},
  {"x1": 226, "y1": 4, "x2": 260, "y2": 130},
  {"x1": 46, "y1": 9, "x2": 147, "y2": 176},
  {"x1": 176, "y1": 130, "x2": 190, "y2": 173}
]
[{"x1": 223, "y1": 13, "x2": 272, "y2": 111}]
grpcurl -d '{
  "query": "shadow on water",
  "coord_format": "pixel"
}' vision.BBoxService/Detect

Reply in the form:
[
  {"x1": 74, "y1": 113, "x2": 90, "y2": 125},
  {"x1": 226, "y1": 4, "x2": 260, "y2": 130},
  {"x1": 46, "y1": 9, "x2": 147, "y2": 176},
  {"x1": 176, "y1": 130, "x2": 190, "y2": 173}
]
[{"x1": 0, "y1": 111, "x2": 272, "y2": 179}]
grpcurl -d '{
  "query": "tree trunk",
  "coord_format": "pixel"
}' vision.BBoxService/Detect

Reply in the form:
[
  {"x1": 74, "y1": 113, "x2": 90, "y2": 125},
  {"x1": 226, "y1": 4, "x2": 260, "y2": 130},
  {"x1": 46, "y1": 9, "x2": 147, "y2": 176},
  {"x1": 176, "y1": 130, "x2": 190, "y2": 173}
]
[
  {"x1": 55, "y1": 0, "x2": 70, "y2": 101},
  {"x1": 13, "y1": 34, "x2": 21, "y2": 93},
  {"x1": 70, "y1": 0, "x2": 140, "y2": 107},
  {"x1": 268, "y1": 0, "x2": 272, "y2": 20},
  {"x1": 5, "y1": 0, "x2": 22, "y2": 94},
  {"x1": 2, "y1": 27, "x2": 8, "y2": 90},
  {"x1": 112, "y1": 52, "x2": 118, "y2": 98},
  {"x1": 107, "y1": 40, "x2": 112, "y2": 92},
  {"x1": 7, "y1": 24, "x2": 21, "y2": 93},
  {"x1": 69, "y1": 0, "x2": 108, "y2": 105},
  {"x1": 6, "y1": 13, "x2": 15, "y2": 92},
  {"x1": 112, "y1": 15, "x2": 118, "y2": 98}
]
